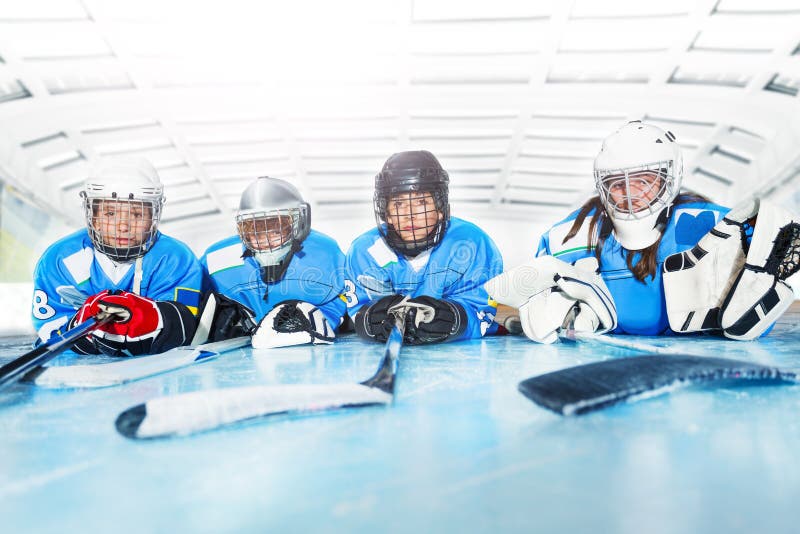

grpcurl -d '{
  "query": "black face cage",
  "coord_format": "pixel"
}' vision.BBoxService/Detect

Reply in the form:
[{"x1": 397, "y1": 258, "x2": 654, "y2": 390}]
[
  {"x1": 235, "y1": 206, "x2": 310, "y2": 255},
  {"x1": 83, "y1": 195, "x2": 161, "y2": 262},
  {"x1": 374, "y1": 187, "x2": 450, "y2": 257}
]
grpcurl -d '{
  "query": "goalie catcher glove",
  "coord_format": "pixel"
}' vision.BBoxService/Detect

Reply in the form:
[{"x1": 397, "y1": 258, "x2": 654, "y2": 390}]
[
  {"x1": 663, "y1": 198, "x2": 799, "y2": 340},
  {"x1": 70, "y1": 290, "x2": 195, "y2": 356},
  {"x1": 354, "y1": 294, "x2": 406, "y2": 343},
  {"x1": 252, "y1": 300, "x2": 335, "y2": 349},
  {"x1": 402, "y1": 296, "x2": 467, "y2": 345},
  {"x1": 720, "y1": 200, "x2": 800, "y2": 340}
]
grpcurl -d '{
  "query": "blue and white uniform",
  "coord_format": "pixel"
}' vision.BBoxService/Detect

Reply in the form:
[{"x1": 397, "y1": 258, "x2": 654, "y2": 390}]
[
  {"x1": 537, "y1": 202, "x2": 729, "y2": 335},
  {"x1": 346, "y1": 216, "x2": 502, "y2": 340},
  {"x1": 32, "y1": 229, "x2": 203, "y2": 343},
  {"x1": 201, "y1": 229, "x2": 347, "y2": 328}
]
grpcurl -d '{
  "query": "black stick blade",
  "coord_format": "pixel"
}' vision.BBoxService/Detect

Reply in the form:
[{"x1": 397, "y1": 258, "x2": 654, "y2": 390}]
[
  {"x1": 116, "y1": 404, "x2": 148, "y2": 439},
  {"x1": 518, "y1": 355, "x2": 798, "y2": 416}
]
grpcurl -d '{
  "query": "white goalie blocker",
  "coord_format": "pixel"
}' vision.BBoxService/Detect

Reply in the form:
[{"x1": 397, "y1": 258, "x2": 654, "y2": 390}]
[
  {"x1": 484, "y1": 256, "x2": 617, "y2": 344},
  {"x1": 663, "y1": 198, "x2": 800, "y2": 340}
]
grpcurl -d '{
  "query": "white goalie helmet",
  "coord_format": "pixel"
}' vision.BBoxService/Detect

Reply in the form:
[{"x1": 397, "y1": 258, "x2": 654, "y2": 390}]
[
  {"x1": 235, "y1": 177, "x2": 311, "y2": 269},
  {"x1": 82, "y1": 158, "x2": 164, "y2": 262},
  {"x1": 594, "y1": 121, "x2": 683, "y2": 250}
]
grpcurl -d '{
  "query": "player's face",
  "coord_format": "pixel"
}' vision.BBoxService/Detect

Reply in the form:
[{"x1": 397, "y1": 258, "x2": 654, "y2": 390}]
[
  {"x1": 604, "y1": 171, "x2": 664, "y2": 213},
  {"x1": 385, "y1": 191, "x2": 443, "y2": 243},
  {"x1": 92, "y1": 200, "x2": 152, "y2": 248},
  {"x1": 241, "y1": 215, "x2": 293, "y2": 251}
]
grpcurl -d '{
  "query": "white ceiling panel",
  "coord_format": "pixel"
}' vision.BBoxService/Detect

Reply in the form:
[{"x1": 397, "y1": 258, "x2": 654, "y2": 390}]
[{"x1": 0, "y1": 1, "x2": 797, "y2": 247}]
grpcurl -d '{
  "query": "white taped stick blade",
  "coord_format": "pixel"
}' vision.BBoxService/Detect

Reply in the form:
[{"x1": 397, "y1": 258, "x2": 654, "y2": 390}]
[{"x1": 116, "y1": 383, "x2": 393, "y2": 439}]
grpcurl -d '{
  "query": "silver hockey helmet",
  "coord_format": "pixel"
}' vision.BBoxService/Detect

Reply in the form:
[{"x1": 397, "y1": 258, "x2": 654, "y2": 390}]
[
  {"x1": 236, "y1": 176, "x2": 311, "y2": 269},
  {"x1": 374, "y1": 150, "x2": 450, "y2": 257},
  {"x1": 593, "y1": 120, "x2": 683, "y2": 250},
  {"x1": 81, "y1": 158, "x2": 164, "y2": 262}
]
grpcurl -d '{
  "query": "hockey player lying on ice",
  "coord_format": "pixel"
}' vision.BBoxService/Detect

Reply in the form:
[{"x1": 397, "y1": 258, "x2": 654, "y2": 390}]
[
  {"x1": 31, "y1": 158, "x2": 202, "y2": 356},
  {"x1": 486, "y1": 120, "x2": 800, "y2": 342},
  {"x1": 346, "y1": 150, "x2": 503, "y2": 345},
  {"x1": 199, "y1": 176, "x2": 346, "y2": 349}
]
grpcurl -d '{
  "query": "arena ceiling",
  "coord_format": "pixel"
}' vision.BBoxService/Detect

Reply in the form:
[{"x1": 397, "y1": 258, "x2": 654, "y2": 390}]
[{"x1": 1, "y1": 0, "x2": 799, "y2": 246}]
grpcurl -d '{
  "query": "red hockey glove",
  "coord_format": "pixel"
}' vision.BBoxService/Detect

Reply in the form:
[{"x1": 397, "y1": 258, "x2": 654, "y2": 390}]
[
  {"x1": 93, "y1": 290, "x2": 163, "y2": 341},
  {"x1": 71, "y1": 290, "x2": 115, "y2": 326},
  {"x1": 71, "y1": 290, "x2": 165, "y2": 356}
]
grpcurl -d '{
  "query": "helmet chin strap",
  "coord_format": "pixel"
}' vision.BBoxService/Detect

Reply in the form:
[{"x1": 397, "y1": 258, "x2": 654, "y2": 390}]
[
  {"x1": 252, "y1": 243, "x2": 292, "y2": 268},
  {"x1": 243, "y1": 240, "x2": 304, "y2": 293}
]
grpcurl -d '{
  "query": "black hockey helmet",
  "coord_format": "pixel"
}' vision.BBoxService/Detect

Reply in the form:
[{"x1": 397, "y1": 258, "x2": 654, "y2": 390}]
[{"x1": 374, "y1": 150, "x2": 450, "y2": 256}]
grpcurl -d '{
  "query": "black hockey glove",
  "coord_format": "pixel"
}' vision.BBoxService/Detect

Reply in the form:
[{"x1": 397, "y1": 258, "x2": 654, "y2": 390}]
[
  {"x1": 194, "y1": 292, "x2": 257, "y2": 344},
  {"x1": 404, "y1": 296, "x2": 467, "y2": 345},
  {"x1": 354, "y1": 294, "x2": 406, "y2": 343}
]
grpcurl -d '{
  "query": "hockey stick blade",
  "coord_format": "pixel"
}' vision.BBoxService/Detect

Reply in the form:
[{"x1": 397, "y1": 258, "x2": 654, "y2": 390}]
[
  {"x1": 115, "y1": 306, "x2": 412, "y2": 439},
  {"x1": 25, "y1": 336, "x2": 250, "y2": 388},
  {"x1": 518, "y1": 354, "x2": 799, "y2": 416},
  {"x1": 116, "y1": 382, "x2": 394, "y2": 439},
  {"x1": 0, "y1": 315, "x2": 110, "y2": 390}
]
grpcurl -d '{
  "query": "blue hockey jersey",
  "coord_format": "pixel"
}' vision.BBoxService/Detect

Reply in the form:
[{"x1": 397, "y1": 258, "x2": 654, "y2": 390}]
[
  {"x1": 345, "y1": 217, "x2": 502, "y2": 340},
  {"x1": 537, "y1": 201, "x2": 730, "y2": 335},
  {"x1": 32, "y1": 229, "x2": 203, "y2": 343},
  {"x1": 200, "y1": 229, "x2": 347, "y2": 328}
]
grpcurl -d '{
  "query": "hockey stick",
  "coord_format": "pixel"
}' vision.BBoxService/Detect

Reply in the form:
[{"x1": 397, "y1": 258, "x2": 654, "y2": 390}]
[
  {"x1": 516, "y1": 308, "x2": 798, "y2": 414},
  {"x1": 505, "y1": 313, "x2": 799, "y2": 415},
  {"x1": 114, "y1": 302, "x2": 425, "y2": 439},
  {"x1": 504, "y1": 314, "x2": 690, "y2": 356},
  {"x1": 558, "y1": 328, "x2": 692, "y2": 356},
  {"x1": 23, "y1": 336, "x2": 251, "y2": 388},
  {"x1": 518, "y1": 354, "x2": 798, "y2": 416},
  {"x1": 0, "y1": 315, "x2": 111, "y2": 390}
]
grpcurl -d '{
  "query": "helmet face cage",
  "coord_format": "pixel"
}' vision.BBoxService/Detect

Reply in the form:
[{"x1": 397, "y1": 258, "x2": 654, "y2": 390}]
[
  {"x1": 83, "y1": 194, "x2": 162, "y2": 262},
  {"x1": 594, "y1": 160, "x2": 676, "y2": 221},
  {"x1": 236, "y1": 205, "x2": 309, "y2": 256},
  {"x1": 374, "y1": 186, "x2": 449, "y2": 256}
]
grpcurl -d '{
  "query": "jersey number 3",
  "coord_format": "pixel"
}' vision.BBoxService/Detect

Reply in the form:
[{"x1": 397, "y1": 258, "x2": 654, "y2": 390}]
[{"x1": 343, "y1": 279, "x2": 359, "y2": 307}]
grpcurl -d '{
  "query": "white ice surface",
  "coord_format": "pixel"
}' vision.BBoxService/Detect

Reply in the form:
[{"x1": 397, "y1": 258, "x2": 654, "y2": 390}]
[{"x1": 1, "y1": 316, "x2": 800, "y2": 533}]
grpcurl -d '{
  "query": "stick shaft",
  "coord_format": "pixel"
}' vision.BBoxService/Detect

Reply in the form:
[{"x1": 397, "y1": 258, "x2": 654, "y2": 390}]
[
  {"x1": 359, "y1": 306, "x2": 408, "y2": 395},
  {"x1": 28, "y1": 336, "x2": 251, "y2": 388},
  {"x1": 560, "y1": 329, "x2": 692, "y2": 356},
  {"x1": 0, "y1": 317, "x2": 106, "y2": 389}
]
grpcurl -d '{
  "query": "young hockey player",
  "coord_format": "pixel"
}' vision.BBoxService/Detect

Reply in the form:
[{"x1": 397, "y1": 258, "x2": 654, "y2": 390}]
[
  {"x1": 31, "y1": 158, "x2": 202, "y2": 356},
  {"x1": 487, "y1": 120, "x2": 799, "y2": 342},
  {"x1": 346, "y1": 150, "x2": 503, "y2": 345},
  {"x1": 200, "y1": 176, "x2": 346, "y2": 348}
]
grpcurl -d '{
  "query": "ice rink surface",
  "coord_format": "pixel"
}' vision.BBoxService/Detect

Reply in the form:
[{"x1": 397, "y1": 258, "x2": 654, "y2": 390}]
[{"x1": 2, "y1": 309, "x2": 800, "y2": 534}]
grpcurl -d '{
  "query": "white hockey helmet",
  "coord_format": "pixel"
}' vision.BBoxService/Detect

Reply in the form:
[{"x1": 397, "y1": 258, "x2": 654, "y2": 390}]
[
  {"x1": 235, "y1": 176, "x2": 311, "y2": 269},
  {"x1": 594, "y1": 121, "x2": 683, "y2": 250},
  {"x1": 81, "y1": 158, "x2": 165, "y2": 262}
]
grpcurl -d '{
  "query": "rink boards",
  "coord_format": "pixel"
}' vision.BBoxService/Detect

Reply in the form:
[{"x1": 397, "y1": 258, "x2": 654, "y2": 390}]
[{"x1": 1, "y1": 313, "x2": 799, "y2": 533}]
